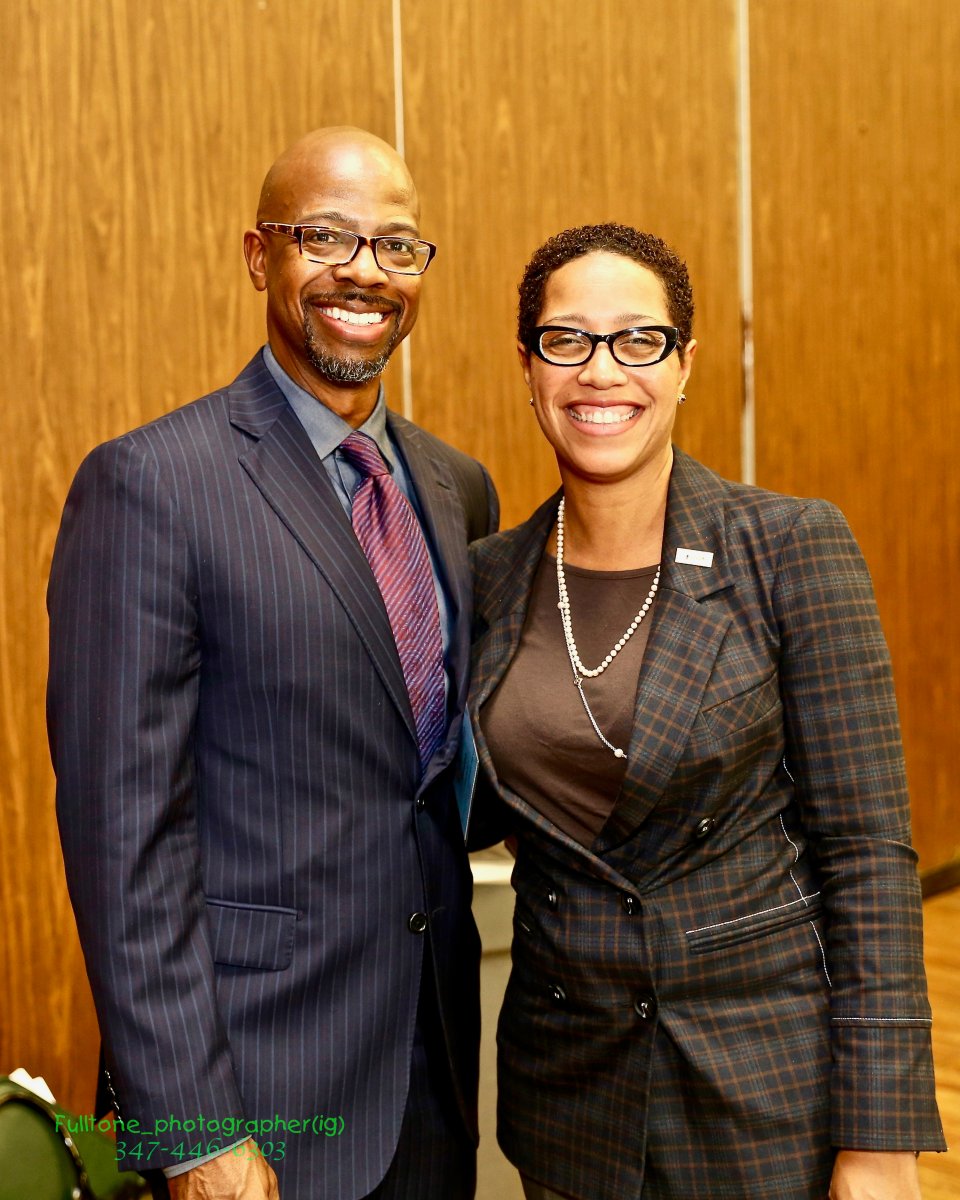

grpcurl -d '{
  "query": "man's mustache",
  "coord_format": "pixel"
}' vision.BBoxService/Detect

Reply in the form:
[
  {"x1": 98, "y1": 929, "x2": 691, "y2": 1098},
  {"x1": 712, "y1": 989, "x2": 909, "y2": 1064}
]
[{"x1": 306, "y1": 290, "x2": 402, "y2": 315}]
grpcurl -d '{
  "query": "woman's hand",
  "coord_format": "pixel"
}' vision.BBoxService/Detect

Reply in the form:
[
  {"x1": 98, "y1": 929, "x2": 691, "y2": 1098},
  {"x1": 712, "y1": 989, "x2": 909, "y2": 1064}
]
[{"x1": 828, "y1": 1149, "x2": 921, "y2": 1200}]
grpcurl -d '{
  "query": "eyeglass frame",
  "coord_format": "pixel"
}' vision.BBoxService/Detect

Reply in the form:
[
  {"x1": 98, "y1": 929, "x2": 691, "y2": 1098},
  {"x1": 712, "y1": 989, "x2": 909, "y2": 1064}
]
[
  {"x1": 256, "y1": 222, "x2": 437, "y2": 276},
  {"x1": 524, "y1": 324, "x2": 681, "y2": 367}
]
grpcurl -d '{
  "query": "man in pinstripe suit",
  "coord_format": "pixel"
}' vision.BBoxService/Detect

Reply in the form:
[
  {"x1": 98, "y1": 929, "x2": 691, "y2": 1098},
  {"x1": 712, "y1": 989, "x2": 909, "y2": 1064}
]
[{"x1": 48, "y1": 127, "x2": 498, "y2": 1200}]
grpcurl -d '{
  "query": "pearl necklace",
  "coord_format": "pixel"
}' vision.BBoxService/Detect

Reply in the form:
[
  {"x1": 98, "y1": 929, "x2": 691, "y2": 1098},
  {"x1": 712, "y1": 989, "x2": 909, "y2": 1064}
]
[{"x1": 556, "y1": 496, "x2": 660, "y2": 759}]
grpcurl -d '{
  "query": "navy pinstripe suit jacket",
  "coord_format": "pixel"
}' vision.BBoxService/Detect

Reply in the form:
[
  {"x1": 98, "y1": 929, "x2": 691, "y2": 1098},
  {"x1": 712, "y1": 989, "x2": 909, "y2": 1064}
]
[
  {"x1": 468, "y1": 449, "x2": 943, "y2": 1200},
  {"x1": 47, "y1": 351, "x2": 498, "y2": 1198}
]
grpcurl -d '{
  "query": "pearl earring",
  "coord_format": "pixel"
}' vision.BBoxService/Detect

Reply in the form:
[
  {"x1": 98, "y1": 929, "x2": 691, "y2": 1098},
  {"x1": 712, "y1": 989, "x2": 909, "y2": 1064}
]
[
  {"x1": 529, "y1": 397, "x2": 534, "y2": 407},
  {"x1": 677, "y1": 393, "x2": 687, "y2": 405}
]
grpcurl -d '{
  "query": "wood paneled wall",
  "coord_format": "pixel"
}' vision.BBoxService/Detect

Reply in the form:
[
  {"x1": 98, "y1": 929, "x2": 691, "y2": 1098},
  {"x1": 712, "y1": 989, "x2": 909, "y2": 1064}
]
[
  {"x1": 1, "y1": 0, "x2": 956, "y2": 1119},
  {"x1": 750, "y1": 0, "x2": 960, "y2": 870},
  {"x1": 0, "y1": 0, "x2": 397, "y2": 1114},
  {"x1": 401, "y1": 0, "x2": 742, "y2": 527}
]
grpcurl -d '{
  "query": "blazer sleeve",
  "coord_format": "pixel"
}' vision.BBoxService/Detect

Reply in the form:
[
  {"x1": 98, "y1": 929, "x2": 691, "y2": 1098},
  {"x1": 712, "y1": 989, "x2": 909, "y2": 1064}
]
[
  {"x1": 773, "y1": 499, "x2": 944, "y2": 1149},
  {"x1": 47, "y1": 437, "x2": 246, "y2": 1163}
]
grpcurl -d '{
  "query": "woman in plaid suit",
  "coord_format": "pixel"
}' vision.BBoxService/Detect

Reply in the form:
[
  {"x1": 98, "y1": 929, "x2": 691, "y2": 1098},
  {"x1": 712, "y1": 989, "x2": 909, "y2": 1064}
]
[{"x1": 467, "y1": 224, "x2": 944, "y2": 1199}]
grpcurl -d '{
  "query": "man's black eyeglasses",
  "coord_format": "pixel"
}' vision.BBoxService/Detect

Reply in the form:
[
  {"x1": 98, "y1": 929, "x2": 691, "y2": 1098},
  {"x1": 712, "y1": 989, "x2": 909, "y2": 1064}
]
[{"x1": 257, "y1": 222, "x2": 436, "y2": 276}]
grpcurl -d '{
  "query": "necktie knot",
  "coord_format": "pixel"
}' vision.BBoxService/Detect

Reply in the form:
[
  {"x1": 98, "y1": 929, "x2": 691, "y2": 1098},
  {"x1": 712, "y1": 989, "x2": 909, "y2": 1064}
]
[{"x1": 340, "y1": 431, "x2": 390, "y2": 479}]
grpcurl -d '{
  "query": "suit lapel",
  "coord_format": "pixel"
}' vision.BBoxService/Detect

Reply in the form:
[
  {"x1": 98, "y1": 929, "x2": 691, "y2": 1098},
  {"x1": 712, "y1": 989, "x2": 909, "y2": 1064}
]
[
  {"x1": 230, "y1": 356, "x2": 415, "y2": 742},
  {"x1": 387, "y1": 414, "x2": 483, "y2": 785},
  {"x1": 388, "y1": 415, "x2": 471, "y2": 706},
  {"x1": 595, "y1": 450, "x2": 735, "y2": 852}
]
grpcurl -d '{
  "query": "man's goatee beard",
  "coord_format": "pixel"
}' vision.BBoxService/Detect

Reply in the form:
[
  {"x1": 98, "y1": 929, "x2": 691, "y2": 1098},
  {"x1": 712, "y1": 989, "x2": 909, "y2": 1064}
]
[{"x1": 304, "y1": 325, "x2": 394, "y2": 385}]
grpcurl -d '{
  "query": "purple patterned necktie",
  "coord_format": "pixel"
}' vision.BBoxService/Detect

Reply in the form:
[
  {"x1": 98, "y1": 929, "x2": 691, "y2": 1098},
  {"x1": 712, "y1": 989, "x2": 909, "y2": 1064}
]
[{"x1": 339, "y1": 431, "x2": 446, "y2": 770}]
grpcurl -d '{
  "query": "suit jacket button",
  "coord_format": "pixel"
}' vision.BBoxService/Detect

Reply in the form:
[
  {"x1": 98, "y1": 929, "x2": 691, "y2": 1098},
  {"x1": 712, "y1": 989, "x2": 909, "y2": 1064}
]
[
  {"x1": 634, "y1": 996, "x2": 655, "y2": 1019},
  {"x1": 621, "y1": 894, "x2": 638, "y2": 915},
  {"x1": 415, "y1": 795, "x2": 426, "y2": 811},
  {"x1": 695, "y1": 817, "x2": 716, "y2": 838},
  {"x1": 408, "y1": 912, "x2": 428, "y2": 934},
  {"x1": 546, "y1": 889, "x2": 558, "y2": 909},
  {"x1": 549, "y1": 983, "x2": 567, "y2": 1004}
]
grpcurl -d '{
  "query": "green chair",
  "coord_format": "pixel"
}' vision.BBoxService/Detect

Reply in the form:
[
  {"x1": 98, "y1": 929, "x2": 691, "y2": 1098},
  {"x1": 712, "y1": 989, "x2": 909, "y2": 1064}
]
[{"x1": 0, "y1": 1078, "x2": 152, "y2": 1200}]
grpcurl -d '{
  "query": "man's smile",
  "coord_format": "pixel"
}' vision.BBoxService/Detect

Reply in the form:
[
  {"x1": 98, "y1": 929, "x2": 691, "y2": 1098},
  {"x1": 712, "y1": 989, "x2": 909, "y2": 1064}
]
[
  {"x1": 306, "y1": 291, "x2": 400, "y2": 343},
  {"x1": 318, "y1": 305, "x2": 388, "y2": 327}
]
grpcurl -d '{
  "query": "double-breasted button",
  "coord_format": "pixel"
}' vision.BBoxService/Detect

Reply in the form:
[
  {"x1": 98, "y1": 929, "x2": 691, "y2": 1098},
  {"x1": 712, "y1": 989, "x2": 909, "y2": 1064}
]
[
  {"x1": 621, "y1": 894, "x2": 638, "y2": 915},
  {"x1": 408, "y1": 912, "x2": 428, "y2": 934},
  {"x1": 548, "y1": 983, "x2": 567, "y2": 1004},
  {"x1": 695, "y1": 816, "x2": 716, "y2": 839},
  {"x1": 546, "y1": 888, "x2": 558, "y2": 910},
  {"x1": 634, "y1": 996, "x2": 655, "y2": 1019}
]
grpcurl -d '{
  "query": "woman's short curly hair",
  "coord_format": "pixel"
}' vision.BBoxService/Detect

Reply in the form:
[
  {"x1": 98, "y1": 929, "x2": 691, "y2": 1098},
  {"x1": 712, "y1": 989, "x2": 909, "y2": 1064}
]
[{"x1": 517, "y1": 223, "x2": 695, "y2": 358}]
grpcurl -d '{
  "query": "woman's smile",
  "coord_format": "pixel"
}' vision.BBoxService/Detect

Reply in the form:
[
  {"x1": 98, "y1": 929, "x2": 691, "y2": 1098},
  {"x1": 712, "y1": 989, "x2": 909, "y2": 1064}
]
[{"x1": 567, "y1": 402, "x2": 643, "y2": 428}]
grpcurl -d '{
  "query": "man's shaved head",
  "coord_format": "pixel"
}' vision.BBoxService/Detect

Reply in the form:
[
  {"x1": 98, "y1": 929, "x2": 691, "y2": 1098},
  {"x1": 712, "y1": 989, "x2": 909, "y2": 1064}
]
[{"x1": 256, "y1": 127, "x2": 419, "y2": 225}]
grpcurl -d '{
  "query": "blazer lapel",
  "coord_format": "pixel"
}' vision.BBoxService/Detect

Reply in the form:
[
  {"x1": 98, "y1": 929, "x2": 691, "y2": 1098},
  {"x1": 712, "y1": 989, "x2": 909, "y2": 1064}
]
[
  {"x1": 471, "y1": 492, "x2": 558, "y2": 712},
  {"x1": 471, "y1": 452, "x2": 741, "y2": 861},
  {"x1": 229, "y1": 356, "x2": 415, "y2": 743},
  {"x1": 469, "y1": 493, "x2": 661, "y2": 891},
  {"x1": 469, "y1": 494, "x2": 558, "y2": 829},
  {"x1": 595, "y1": 449, "x2": 735, "y2": 853}
]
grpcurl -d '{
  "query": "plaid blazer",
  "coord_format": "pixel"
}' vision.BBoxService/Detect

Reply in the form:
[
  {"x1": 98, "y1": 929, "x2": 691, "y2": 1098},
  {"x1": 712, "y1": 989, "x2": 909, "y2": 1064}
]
[{"x1": 468, "y1": 448, "x2": 944, "y2": 1200}]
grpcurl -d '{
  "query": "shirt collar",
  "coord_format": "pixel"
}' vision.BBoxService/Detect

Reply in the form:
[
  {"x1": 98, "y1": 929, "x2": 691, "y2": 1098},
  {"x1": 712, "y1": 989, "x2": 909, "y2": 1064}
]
[{"x1": 262, "y1": 343, "x2": 396, "y2": 470}]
